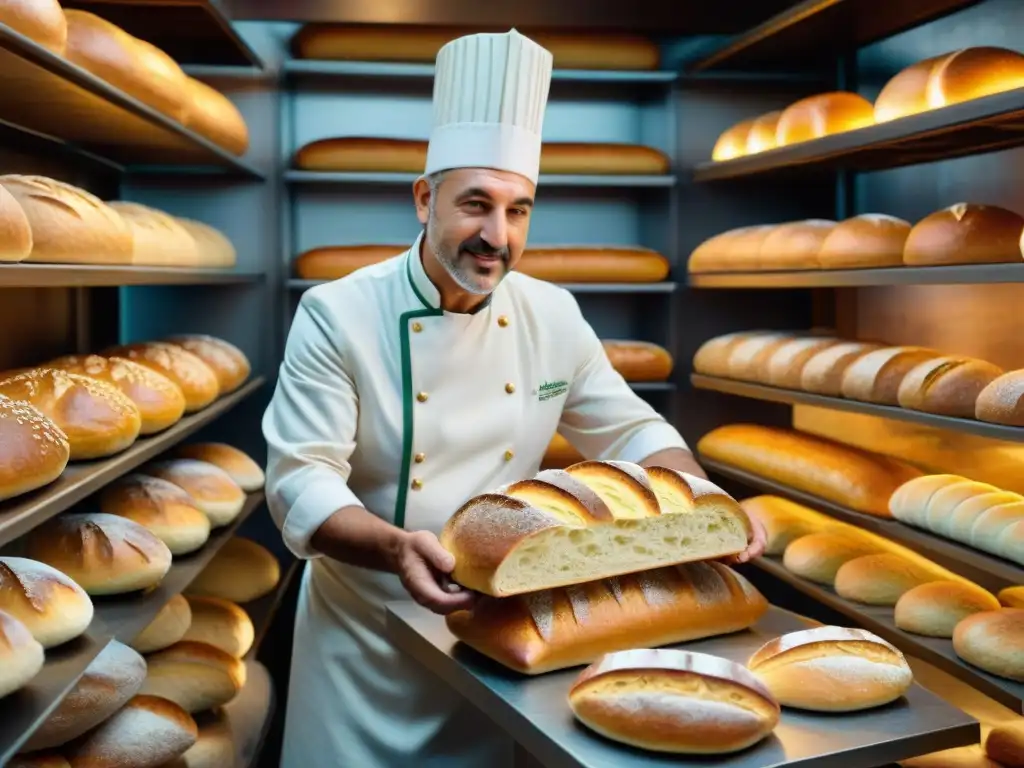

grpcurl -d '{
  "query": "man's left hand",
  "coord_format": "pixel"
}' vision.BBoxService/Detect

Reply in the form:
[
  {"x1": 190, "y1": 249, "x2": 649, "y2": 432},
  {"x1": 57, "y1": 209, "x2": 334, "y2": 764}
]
[{"x1": 718, "y1": 512, "x2": 766, "y2": 565}]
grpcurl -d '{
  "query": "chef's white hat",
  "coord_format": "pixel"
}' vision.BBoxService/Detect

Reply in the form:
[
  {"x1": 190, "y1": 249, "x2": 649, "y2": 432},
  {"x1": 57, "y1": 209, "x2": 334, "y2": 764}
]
[{"x1": 424, "y1": 29, "x2": 553, "y2": 185}]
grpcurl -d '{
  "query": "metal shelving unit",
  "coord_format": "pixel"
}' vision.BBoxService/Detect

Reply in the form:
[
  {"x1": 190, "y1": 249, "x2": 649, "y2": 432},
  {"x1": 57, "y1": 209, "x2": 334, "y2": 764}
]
[
  {"x1": 0, "y1": 264, "x2": 265, "y2": 288},
  {"x1": 687, "y1": 262, "x2": 1024, "y2": 288}
]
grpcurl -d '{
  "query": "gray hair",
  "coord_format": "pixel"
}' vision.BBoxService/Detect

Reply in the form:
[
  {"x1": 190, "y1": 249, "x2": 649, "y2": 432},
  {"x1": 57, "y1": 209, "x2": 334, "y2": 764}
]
[{"x1": 425, "y1": 170, "x2": 448, "y2": 219}]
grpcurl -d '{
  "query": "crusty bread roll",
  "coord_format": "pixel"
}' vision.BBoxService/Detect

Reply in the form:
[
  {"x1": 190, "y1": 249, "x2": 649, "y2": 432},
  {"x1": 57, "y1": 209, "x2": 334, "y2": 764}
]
[
  {"x1": 182, "y1": 596, "x2": 254, "y2": 659},
  {"x1": 161, "y1": 709, "x2": 235, "y2": 768},
  {"x1": 23, "y1": 640, "x2": 146, "y2": 751},
  {"x1": 139, "y1": 459, "x2": 245, "y2": 527},
  {"x1": 569, "y1": 648, "x2": 780, "y2": 754},
  {"x1": 441, "y1": 462, "x2": 751, "y2": 597},
  {"x1": 63, "y1": 10, "x2": 189, "y2": 121},
  {"x1": 775, "y1": 92, "x2": 875, "y2": 146},
  {"x1": 897, "y1": 356, "x2": 1005, "y2": 418},
  {"x1": 763, "y1": 336, "x2": 842, "y2": 389},
  {"x1": 164, "y1": 335, "x2": 249, "y2": 395},
  {"x1": 541, "y1": 432, "x2": 584, "y2": 469},
  {"x1": 747, "y1": 111, "x2": 783, "y2": 154},
  {"x1": 696, "y1": 424, "x2": 923, "y2": 517},
  {"x1": 448, "y1": 561, "x2": 766, "y2": 675},
  {"x1": 185, "y1": 536, "x2": 280, "y2": 603},
  {"x1": 904, "y1": 203, "x2": 1024, "y2": 266},
  {"x1": 0, "y1": 556, "x2": 94, "y2": 648},
  {"x1": 928, "y1": 47, "x2": 1024, "y2": 110},
  {"x1": 953, "y1": 609, "x2": 1024, "y2": 681},
  {"x1": 999, "y1": 586, "x2": 1024, "y2": 608},
  {"x1": 817, "y1": 213, "x2": 912, "y2": 268},
  {"x1": 0, "y1": 393, "x2": 69, "y2": 502},
  {"x1": 602, "y1": 340, "x2": 673, "y2": 381},
  {"x1": 874, "y1": 54, "x2": 948, "y2": 123},
  {"x1": 840, "y1": 346, "x2": 944, "y2": 405},
  {"x1": 47, "y1": 355, "x2": 186, "y2": 436},
  {"x1": 99, "y1": 474, "x2": 211, "y2": 555},
  {"x1": 132, "y1": 593, "x2": 191, "y2": 654},
  {"x1": 174, "y1": 218, "x2": 236, "y2": 268},
  {"x1": 691, "y1": 331, "x2": 776, "y2": 377},
  {"x1": 782, "y1": 532, "x2": 885, "y2": 585},
  {"x1": 739, "y1": 495, "x2": 830, "y2": 556},
  {"x1": 834, "y1": 553, "x2": 948, "y2": 606},
  {"x1": 173, "y1": 443, "x2": 264, "y2": 492},
  {"x1": 799, "y1": 341, "x2": 883, "y2": 396},
  {"x1": 181, "y1": 76, "x2": 249, "y2": 156},
  {"x1": 0, "y1": 175, "x2": 132, "y2": 265},
  {"x1": 711, "y1": 118, "x2": 754, "y2": 162},
  {"x1": 0, "y1": 0, "x2": 67, "y2": 54},
  {"x1": 139, "y1": 640, "x2": 246, "y2": 712},
  {"x1": 0, "y1": 369, "x2": 141, "y2": 460},
  {"x1": 901, "y1": 745, "x2": 1002, "y2": 768},
  {"x1": 0, "y1": 609, "x2": 44, "y2": 699},
  {"x1": 747, "y1": 626, "x2": 913, "y2": 711},
  {"x1": 25, "y1": 513, "x2": 172, "y2": 596},
  {"x1": 894, "y1": 581, "x2": 1001, "y2": 638},
  {"x1": 102, "y1": 342, "x2": 220, "y2": 413},
  {"x1": 107, "y1": 202, "x2": 199, "y2": 267},
  {"x1": 976, "y1": 370, "x2": 1024, "y2": 426},
  {"x1": 985, "y1": 720, "x2": 1024, "y2": 767},
  {"x1": 5, "y1": 754, "x2": 71, "y2": 768},
  {"x1": 0, "y1": 181, "x2": 32, "y2": 263},
  {"x1": 757, "y1": 219, "x2": 836, "y2": 270},
  {"x1": 62, "y1": 694, "x2": 198, "y2": 768}
]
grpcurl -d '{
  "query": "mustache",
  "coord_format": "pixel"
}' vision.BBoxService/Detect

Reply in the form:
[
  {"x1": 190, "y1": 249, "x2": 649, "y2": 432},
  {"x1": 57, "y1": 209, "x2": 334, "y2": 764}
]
[{"x1": 459, "y1": 235, "x2": 509, "y2": 261}]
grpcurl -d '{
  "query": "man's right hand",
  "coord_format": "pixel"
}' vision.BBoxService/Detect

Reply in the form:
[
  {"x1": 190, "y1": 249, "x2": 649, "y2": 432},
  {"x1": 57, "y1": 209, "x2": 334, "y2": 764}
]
[{"x1": 390, "y1": 530, "x2": 478, "y2": 615}]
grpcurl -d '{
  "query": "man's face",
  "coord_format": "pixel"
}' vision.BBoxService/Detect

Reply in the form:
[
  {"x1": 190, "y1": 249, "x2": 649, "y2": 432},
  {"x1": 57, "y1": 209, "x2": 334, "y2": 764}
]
[{"x1": 418, "y1": 168, "x2": 536, "y2": 295}]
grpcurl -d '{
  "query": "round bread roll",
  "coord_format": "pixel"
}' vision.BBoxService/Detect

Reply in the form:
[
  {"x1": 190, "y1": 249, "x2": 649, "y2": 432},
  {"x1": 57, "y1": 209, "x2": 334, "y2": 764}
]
[
  {"x1": 782, "y1": 532, "x2": 884, "y2": 585},
  {"x1": 901, "y1": 745, "x2": 1003, "y2": 768},
  {"x1": 0, "y1": 393, "x2": 69, "y2": 502},
  {"x1": 181, "y1": 76, "x2": 250, "y2": 156},
  {"x1": 904, "y1": 203, "x2": 1024, "y2": 266},
  {"x1": 834, "y1": 553, "x2": 949, "y2": 606},
  {"x1": 757, "y1": 219, "x2": 836, "y2": 270},
  {"x1": 0, "y1": 556, "x2": 94, "y2": 648},
  {"x1": 102, "y1": 342, "x2": 220, "y2": 413},
  {"x1": 928, "y1": 46, "x2": 1024, "y2": 110},
  {"x1": 47, "y1": 355, "x2": 186, "y2": 435},
  {"x1": 24, "y1": 513, "x2": 172, "y2": 596},
  {"x1": 817, "y1": 213, "x2": 912, "y2": 269},
  {"x1": 776, "y1": 92, "x2": 875, "y2": 146},
  {"x1": 23, "y1": 640, "x2": 146, "y2": 751},
  {"x1": 62, "y1": 694, "x2": 198, "y2": 768},
  {"x1": 139, "y1": 459, "x2": 245, "y2": 527},
  {"x1": 182, "y1": 596, "x2": 254, "y2": 658},
  {"x1": 985, "y1": 720, "x2": 1024, "y2": 767},
  {"x1": 0, "y1": 369, "x2": 141, "y2": 460},
  {"x1": 953, "y1": 609, "x2": 1024, "y2": 681},
  {"x1": 711, "y1": 118, "x2": 754, "y2": 162},
  {"x1": 874, "y1": 54, "x2": 948, "y2": 123},
  {"x1": 139, "y1": 640, "x2": 246, "y2": 713},
  {"x1": 132, "y1": 593, "x2": 192, "y2": 654},
  {"x1": 165, "y1": 335, "x2": 249, "y2": 395},
  {"x1": 99, "y1": 474, "x2": 211, "y2": 555},
  {"x1": 894, "y1": 581, "x2": 1001, "y2": 637},
  {"x1": 998, "y1": 585, "x2": 1024, "y2": 608},
  {"x1": 0, "y1": 609, "x2": 44, "y2": 699},
  {"x1": 568, "y1": 649, "x2": 780, "y2": 754},
  {"x1": 172, "y1": 442, "x2": 264, "y2": 492},
  {"x1": 162, "y1": 709, "x2": 235, "y2": 768},
  {"x1": 747, "y1": 625, "x2": 913, "y2": 712},
  {"x1": 746, "y1": 111, "x2": 782, "y2": 154},
  {"x1": 6, "y1": 754, "x2": 72, "y2": 768},
  {"x1": 185, "y1": 536, "x2": 280, "y2": 604},
  {"x1": 739, "y1": 495, "x2": 827, "y2": 556}
]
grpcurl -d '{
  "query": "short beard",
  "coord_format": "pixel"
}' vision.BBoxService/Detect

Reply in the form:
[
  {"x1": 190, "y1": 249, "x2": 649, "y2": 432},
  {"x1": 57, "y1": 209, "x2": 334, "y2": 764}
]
[{"x1": 425, "y1": 184, "x2": 508, "y2": 296}]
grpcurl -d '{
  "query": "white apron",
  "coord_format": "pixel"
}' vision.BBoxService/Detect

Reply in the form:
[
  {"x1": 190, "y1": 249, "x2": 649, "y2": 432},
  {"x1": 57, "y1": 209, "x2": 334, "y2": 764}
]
[{"x1": 262, "y1": 234, "x2": 687, "y2": 767}]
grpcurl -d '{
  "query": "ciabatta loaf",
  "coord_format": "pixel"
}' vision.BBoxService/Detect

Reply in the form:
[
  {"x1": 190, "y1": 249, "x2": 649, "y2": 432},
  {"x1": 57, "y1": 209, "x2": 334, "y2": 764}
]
[
  {"x1": 108, "y1": 202, "x2": 199, "y2": 267},
  {"x1": 569, "y1": 649, "x2": 780, "y2": 754},
  {"x1": 441, "y1": 461, "x2": 752, "y2": 597},
  {"x1": 447, "y1": 561, "x2": 766, "y2": 674}
]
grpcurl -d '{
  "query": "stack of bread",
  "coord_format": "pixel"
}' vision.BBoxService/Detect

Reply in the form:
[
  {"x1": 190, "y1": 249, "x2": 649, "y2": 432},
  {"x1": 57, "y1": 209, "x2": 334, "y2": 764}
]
[
  {"x1": 687, "y1": 202, "x2": 1024, "y2": 273},
  {"x1": 0, "y1": 175, "x2": 237, "y2": 268},
  {"x1": 710, "y1": 45, "x2": 1024, "y2": 163}
]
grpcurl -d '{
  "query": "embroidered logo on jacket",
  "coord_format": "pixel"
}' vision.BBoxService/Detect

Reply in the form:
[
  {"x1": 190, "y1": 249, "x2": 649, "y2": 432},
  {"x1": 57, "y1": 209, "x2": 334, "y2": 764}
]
[{"x1": 537, "y1": 379, "x2": 569, "y2": 401}]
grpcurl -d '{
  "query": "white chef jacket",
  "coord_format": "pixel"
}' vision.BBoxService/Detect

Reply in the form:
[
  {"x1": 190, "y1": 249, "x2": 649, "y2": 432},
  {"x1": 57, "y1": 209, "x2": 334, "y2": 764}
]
[{"x1": 263, "y1": 233, "x2": 688, "y2": 768}]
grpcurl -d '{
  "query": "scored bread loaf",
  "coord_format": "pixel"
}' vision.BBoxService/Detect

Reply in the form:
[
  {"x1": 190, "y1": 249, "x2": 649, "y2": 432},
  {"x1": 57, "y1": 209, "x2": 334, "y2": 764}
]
[
  {"x1": 985, "y1": 720, "x2": 1024, "y2": 767},
  {"x1": 139, "y1": 459, "x2": 246, "y2": 527},
  {"x1": 952, "y1": 608, "x2": 1024, "y2": 681},
  {"x1": 98, "y1": 474, "x2": 211, "y2": 555},
  {"x1": 172, "y1": 443, "x2": 264, "y2": 492},
  {"x1": 185, "y1": 536, "x2": 280, "y2": 604},
  {"x1": 775, "y1": 92, "x2": 876, "y2": 146},
  {"x1": 746, "y1": 626, "x2": 913, "y2": 712},
  {"x1": 975, "y1": 370, "x2": 1024, "y2": 426},
  {"x1": 0, "y1": 182, "x2": 32, "y2": 263},
  {"x1": 107, "y1": 202, "x2": 199, "y2": 267},
  {"x1": 894, "y1": 581, "x2": 1001, "y2": 638},
  {"x1": 181, "y1": 76, "x2": 250, "y2": 156},
  {"x1": 0, "y1": 0, "x2": 67, "y2": 54},
  {"x1": 999, "y1": 586, "x2": 1024, "y2": 608},
  {"x1": 757, "y1": 219, "x2": 837, "y2": 270},
  {"x1": 569, "y1": 648, "x2": 780, "y2": 754},
  {"x1": 440, "y1": 461, "x2": 751, "y2": 597},
  {"x1": 602, "y1": 341, "x2": 673, "y2": 381},
  {"x1": 0, "y1": 556, "x2": 94, "y2": 648},
  {"x1": 174, "y1": 218, "x2": 236, "y2": 267},
  {"x1": 0, "y1": 609, "x2": 44, "y2": 699},
  {"x1": 896, "y1": 356, "x2": 1004, "y2": 417},
  {"x1": 139, "y1": 640, "x2": 246, "y2": 712},
  {"x1": 0, "y1": 393, "x2": 69, "y2": 502},
  {"x1": 817, "y1": 213, "x2": 912, "y2": 269},
  {"x1": 131, "y1": 593, "x2": 191, "y2": 654},
  {"x1": 739, "y1": 495, "x2": 832, "y2": 556},
  {"x1": 840, "y1": 346, "x2": 944, "y2": 405},
  {"x1": 800, "y1": 341, "x2": 883, "y2": 396},
  {"x1": 165, "y1": 335, "x2": 249, "y2": 395},
  {"x1": 182, "y1": 596, "x2": 254, "y2": 659},
  {"x1": 711, "y1": 118, "x2": 755, "y2": 162},
  {"x1": 447, "y1": 561, "x2": 766, "y2": 674},
  {"x1": 833, "y1": 553, "x2": 951, "y2": 606},
  {"x1": 696, "y1": 423, "x2": 923, "y2": 517},
  {"x1": 904, "y1": 203, "x2": 1024, "y2": 266},
  {"x1": 102, "y1": 342, "x2": 220, "y2": 413}
]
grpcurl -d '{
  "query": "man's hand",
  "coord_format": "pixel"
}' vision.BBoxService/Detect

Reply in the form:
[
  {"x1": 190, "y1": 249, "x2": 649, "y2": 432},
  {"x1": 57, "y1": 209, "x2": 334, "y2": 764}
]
[
  {"x1": 718, "y1": 511, "x2": 767, "y2": 565},
  {"x1": 390, "y1": 530, "x2": 479, "y2": 615}
]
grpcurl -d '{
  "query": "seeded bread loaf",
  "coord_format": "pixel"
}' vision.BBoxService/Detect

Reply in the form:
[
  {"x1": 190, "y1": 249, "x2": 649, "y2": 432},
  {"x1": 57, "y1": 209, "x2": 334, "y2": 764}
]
[
  {"x1": 164, "y1": 335, "x2": 250, "y2": 395},
  {"x1": 102, "y1": 342, "x2": 220, "y2": 413},
  {"x1": 0, "y1": 394, "x2": 69, "y2": 502}
]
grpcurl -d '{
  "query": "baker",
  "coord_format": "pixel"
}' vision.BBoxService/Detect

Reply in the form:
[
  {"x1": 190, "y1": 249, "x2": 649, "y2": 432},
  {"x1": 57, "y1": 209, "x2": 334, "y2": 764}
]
[{"x1": 263, "y1": 27, "x2": 765, "y2": 768}]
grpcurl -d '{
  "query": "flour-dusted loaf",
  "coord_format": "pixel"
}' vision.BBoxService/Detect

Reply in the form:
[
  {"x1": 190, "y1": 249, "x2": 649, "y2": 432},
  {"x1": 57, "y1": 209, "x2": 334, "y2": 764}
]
[
  {"x1": 840, "y1": 346, "x2": 945, "y2": 405},
  {"x1": 108, "y1": 202, "x2": 199, "y2": 267},
  {"x1": 139, "y1": 640, "x2": 246, "y2": 713},
  {"x1": 985, "y1": 720, "x2": 1024, "y2": 767},
  {"x1": 131, "y1": 593, "x2": 191, "y2": 654},
  {"x1": 182, "y1": 596, "x2": 254, "y2": 659},
  {"x1": 173, "y1": 443, "x2": 264, "y2": 492},
  {"x1": 441, "y1": 461, "x2": 752, "y2": 597},
  {"x1": 175, "y1": 218, "x2": 236, "y2": 267},
  {"x1": 0, "y1": 556, "x2": 94, "y2": 648},
  {"x1": 0, "y1": 393, "x2": 69, "y2": 502},
  {"x1": 953, "y1": 609, "x2": 1024, "y2": 681},
  {"x1": 447, "y1": 561, "x2": 766, "y2": 674},
  {"x1": 817, "y1": 213, "x2": 912, "y2": 269},
  {"x1": 904, "y1": 202, "x2": 1024, "y2": 266},
  {"x1": 976, "y1": 370, "x2": 1024, "y2": 426},
  {"x1": 569, "y1": 648, "x2": 780, "y2": 754},
  {"x1": 747, "y1": 626, "x2": 913, "y2": 711},
  {"x1": 161, "y1": 708, "x2": 235, "y2": 768},
  {"x1": 0, "y1": 181, "x2": 32, "y2": 262},
  {"x1": 139, "y1": 459, "x2": 245, "y2": 527},
  {"x1": 185, "y1": 536, "x2": 280, "y2": 603},
  {"x1": 775, "y1": 92, "x2": 876, "y2": 145},
  {"x1": 696, "y1": 423, "x2": 923, "y2": 517},
  {"x1": 894, "y1": 581, "x2": 1001, "y2": 638},
  {"x1": 99, "y1": 474, "x2": 211, "y2": 555},
  {"x1": 181, "y1": 76, "x2": 250, "y2": 156},
  {"x1": 0, "y1": 609, "x2": 44, "y2": 699},
  {"x1": 757, "y1": 219, "x2": 836, "y2": 270},
  {"x1": 164, "y1": 335, "x2": 250, "y2": 394},
  {"x1": 103, "y1": 342, "x2": 220, "y2": 413},
  {"x1": 896, "y1": 355, "x2": 1004, "y2": 417},
  {"x1": 0, "y1": 0, "x2": 67, "y2": 54},
  {"x1": 800, "y1": 340, "x2": 883, "y2": 396}
]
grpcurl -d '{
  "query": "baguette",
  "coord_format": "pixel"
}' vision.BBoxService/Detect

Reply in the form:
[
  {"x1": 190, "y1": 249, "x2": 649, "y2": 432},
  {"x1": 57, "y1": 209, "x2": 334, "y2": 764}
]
[
  {"x1": 896, "y1": 356, "x2": 1004, "y2": 418},
  {"x1": 446, "y1": 561, "x2": 767, "y2": 674},
  {"x1": 975, "y1": 370, "x2": 1024, "y2": 426},
  {"x1": 800, "y1": 341, "x2": 883, "y2": 396},
  {"x1": 441, "y1": 461, "x2": 751, "y2": 597},
  {"x1": 602, "y1": 341, "x2": 673, "y2": 381},
  {"x1": 181, "y1": 77, "x2": 249, "y2": 156},
  {"x1": 840, "y1": 346, "x2": 945, "y2": 405},
  {"x1": 697, "y1": 424, "x2": 923, "y2": 517}
]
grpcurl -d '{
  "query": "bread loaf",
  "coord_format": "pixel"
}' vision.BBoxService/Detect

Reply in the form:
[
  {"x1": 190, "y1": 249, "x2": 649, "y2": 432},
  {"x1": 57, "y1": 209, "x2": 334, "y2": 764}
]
[
  {"x1": 757, "y1": 219, "x2": 836, "y2": 270},
  {"x1": 696, "y1": 424, "x2": 923, "y2": 517},
  {"x1": 901, "y1": 745, "x2": 1002, "y2": 768},
  {"x1": 131, "y1": 593, "x2": 191, "y2": 654},
  {"x1": 739, "y1": 495, "x2": 831, "y2": 556},
  {"x1": 292, "y1": 244, "x2": 403, "y2": 279},
  {"x1": 440, "y1": 461, "x2": 751, "y2": 597},
  {"x1": 540, "y1": 143, "x2": 671, "y2": 175},
  {"x1": 602, "y1": 341, "x2": 673, "y2": 381},
  {"x1": 928, "y1": 47, "x2": 1024, "y2": 110},
  {"x1": 999, "y1": 586, "x2": 1024, "y2": 608},
  {"x1": 182, "y1": 596, "x2": 253, "y2": 658},
  {"x1": 139, "y1": 459, "x2": 245, "y2": 527},
  {"x1": 896, "y1": 356, "x2": 1005, "y2": 417},
  {"x1": 62, "y1": 694, "x2": 198, "y2": 768},
  {"x1": 782, "y1": 532, "x2": 885, "y2": 585},
  {"x1": 0, "y1": 175, "x2": 132, "y2": 265},
  {"x1": 185, "y1": 536, "x2": 280, "y2": 603},
  {"x1": 817, "y1": 214, "x2": 912, "y2": 268},
  {"x1": 799, "y1": 341, "x2": 882, "y2": 396},
  {"x1": 165, "y1": 335, "x2": 249, "y2": 394},
  {"x1": 161, "y1": 709, "x2": 235, "y2": 768},
  {"x1": 98, "y1": 474, "x2": 211, "y2": 555},
  {"x1": 953, "y1": 609, "x2": 1024, "y2": 681},
  {"x1": 139, "y1": 640, "x2": 246, "y2": 712},
  {"x1": 64, "y1": 10, "x2": 188, "y2": 121},
  {"x1": 747, "y1": 111, "x2": 783, "y2": 154},
  {"x1": 687, "y1": 226, "x2": 776, "y2": 272},
  {"x1": 763, "y1": 336, "x2": 842, "y2": 389},
  {"x1": 182, "y1": 77, "x2": 249, "y2": 156},
  {"x1": 0, "y1": 393, "x2": 69, "y2": 502},
  {"x1": 102, "y1": 342, "x2": 220, "y2": 413},
  {"x1": 894, "y1": 581, "x2": 1001, "y2": 638},
  {"x1": 23, "y1": 640, "x2": 146, "y2": 751},
  {"x1": 747, "y1": 626, "x2": 913, "y2": 711},
  {"x1": 0, "y1": 609, "x2": 44, "y2": 699},
  {"x1": 107, "y1": 202, "x2": 199, "y2": 267},
  {"x1": 174, "y1": 218, "x2": 236, "y2": 268},
  {"x1": 834, "y1": 553, "x2": 949, "y2": 606},
  {"x1": 447, "y1": 561, "x2": 765, "y2": 674},
  {"x1": 25, "y1": 513, "x2": 172, "y2": 596},
  {"x1": 775, "y1": 92, "x2": 875, "y2": 146},
  {"x1": 173, "y1": 443, "x2": 264, "y2": 492},
  {"x1": 904, "y1": 203, "x2": 1024, "y2": 266},
  {"x1": 541, "y1": 432, "x2": 584, "y2": 469},
  {"x1": 874, "y1": 54, "x2": 947, "y2": 123},
  {"x1": 985, "y1": 720, "x2": 1024, "y2": 767},
  {"x1": 840, "y1": 346, "x2": 944, "y2": 405},
  {"x1": 711, "y1": 118, "x2": 754, "y2": 162},
  {"x1": 569, "y1": 648, "x2": 780, "y2": 754},
  {"x1": 0, "y1": 0, "x2": 67, "y2": 54},
  {"x1": 975, "y1": 370, "x2": 1024, "y2": 426},
  {"x1": 47, "y1": 355, "x2": 186, "y2": 435},
  {"x1": 691, "y1": 331, "x2": 775, "y2": 377},
  {"x1": 0, "y1": 181, "x2": 32, "y2": 263},
  {"x1": 0, "y1": 556, "x2": 94, "y2": 648},
  {"x1": 723, "y1": 332, "x2": 799, "y2": 382}
]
